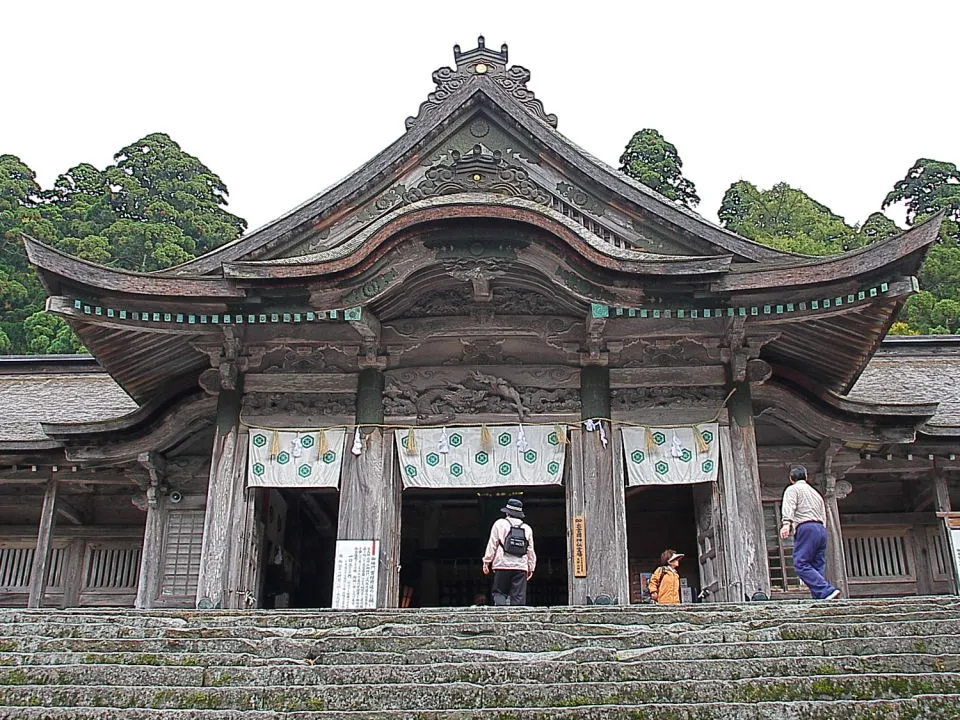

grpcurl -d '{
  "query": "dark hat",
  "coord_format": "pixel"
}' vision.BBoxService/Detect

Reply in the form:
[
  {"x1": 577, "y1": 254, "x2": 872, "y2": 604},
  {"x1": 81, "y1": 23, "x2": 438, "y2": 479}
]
[{"x1": 501, "y1": 498, "x2": 525, "y2": 518}]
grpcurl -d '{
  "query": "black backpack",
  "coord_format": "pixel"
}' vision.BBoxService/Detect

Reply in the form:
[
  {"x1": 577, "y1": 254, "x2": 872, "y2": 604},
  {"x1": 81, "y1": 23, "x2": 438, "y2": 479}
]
[{"x1": 502, "y1": 520, "x2": 529, "y2": 557}]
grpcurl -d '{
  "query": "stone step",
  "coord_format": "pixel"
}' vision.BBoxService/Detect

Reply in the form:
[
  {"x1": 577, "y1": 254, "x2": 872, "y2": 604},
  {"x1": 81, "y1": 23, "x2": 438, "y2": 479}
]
[
  {"x1": 3, "y1": 627, "x2": 960, "y2": 662},
  {"x1": 1, "y1": 598, "x2": 958, "y2": 630},
  {"x1": 1, "y1": 652, "x2": 956, "y2": 688},
  {"x1": 4, "y1": 634, "x2": 959, "y2": 670},
  {"x1": 1, "y1": 674, "x2": 959, "y2": 711},
  {"x1": 4, "y1": 607, "x2": 959, "y2": 641},
  {"x1": 0, "y1": 619, "x2": 960, "y2": 652},
  {"x1": 1, "y1": 697, "x2": 960, "y2": 719}
]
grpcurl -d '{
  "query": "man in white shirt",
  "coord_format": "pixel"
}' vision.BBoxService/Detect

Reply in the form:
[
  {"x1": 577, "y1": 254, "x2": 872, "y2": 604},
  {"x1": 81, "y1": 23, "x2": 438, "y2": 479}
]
[
  {"x1": 779, "y1": 465, "x2": 841, "y2": 600},
  {"x1": 482, "y1": 498, "x2": 537, "y2": 605}
]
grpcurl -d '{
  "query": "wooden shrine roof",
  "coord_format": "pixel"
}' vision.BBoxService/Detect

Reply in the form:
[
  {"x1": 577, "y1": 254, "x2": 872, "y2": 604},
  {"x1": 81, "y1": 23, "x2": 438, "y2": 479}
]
[
  {"x1": 0, "y1": 356, "x2": 137, "y2": 445},
  {"x1": 19, "y1": 39, "x2": 943, "y2": 406},
  {"x1": 849, "y1": 337, "x2": 960, "y2": 432}
]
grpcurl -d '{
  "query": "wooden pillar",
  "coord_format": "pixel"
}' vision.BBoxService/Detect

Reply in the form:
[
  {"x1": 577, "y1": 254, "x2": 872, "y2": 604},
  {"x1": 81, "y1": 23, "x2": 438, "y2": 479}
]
[
  {"x1": 27, "y1": 475, "x2": 58, "y2": 608},
  {"x1": 196, "y1": 385, "x2": 248, "y2": 609},
  {"x1": 567, "y1": 366, "x2": 628, "y2": 605},
  {"x1": 136, "y1": 489, "x2": 166, "y2": 609},
  {"x1": 337, "y1": 368, "x2": 401, "y2": 607},
  {"x1": 821, "y1": 473, "x2": 849, "y2": 597},
  {"x1": 933, "y1": 471, "x2": 958, "y2": 594},
  {"x1": 719, "y1": 381, "x2": 770, "y2": 600}
]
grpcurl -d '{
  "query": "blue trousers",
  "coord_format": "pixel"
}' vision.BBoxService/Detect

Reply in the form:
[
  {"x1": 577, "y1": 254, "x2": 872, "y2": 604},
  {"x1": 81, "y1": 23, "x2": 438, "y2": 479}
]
[{"x1": 793, "y1": 521, "x2": 838, "y2": 599}]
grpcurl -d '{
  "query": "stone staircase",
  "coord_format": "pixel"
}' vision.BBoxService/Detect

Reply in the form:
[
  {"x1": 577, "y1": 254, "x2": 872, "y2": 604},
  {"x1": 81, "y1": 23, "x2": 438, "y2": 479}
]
[{"x1": 1, "y1": 597, "x2": 960, "y2": 718}]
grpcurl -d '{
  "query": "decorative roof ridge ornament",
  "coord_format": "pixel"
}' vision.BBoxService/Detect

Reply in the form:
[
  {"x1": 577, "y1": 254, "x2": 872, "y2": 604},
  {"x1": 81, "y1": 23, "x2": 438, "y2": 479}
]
[{"x1": 405, "y1": 36, "x2": 558, "y2": 131}]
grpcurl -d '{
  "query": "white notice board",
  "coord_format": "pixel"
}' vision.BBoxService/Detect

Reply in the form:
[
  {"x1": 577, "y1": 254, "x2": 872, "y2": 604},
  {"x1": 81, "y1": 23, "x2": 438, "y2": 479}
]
[
  {"x1": 331, "y1": 540, "x2": 380, "y2": 609},
  {"x1": 951, "y1": 528, "x2": 960, "y2": 588}
]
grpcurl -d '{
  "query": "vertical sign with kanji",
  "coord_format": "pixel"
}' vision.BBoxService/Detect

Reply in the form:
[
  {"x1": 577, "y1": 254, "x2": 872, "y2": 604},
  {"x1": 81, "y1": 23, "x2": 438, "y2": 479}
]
[
  {"x1": 572, "y1": 515, "x2": 587, "y2": 577},
  {"x1": 331, "y1": 540, "x2": 379, "y2": 609}
]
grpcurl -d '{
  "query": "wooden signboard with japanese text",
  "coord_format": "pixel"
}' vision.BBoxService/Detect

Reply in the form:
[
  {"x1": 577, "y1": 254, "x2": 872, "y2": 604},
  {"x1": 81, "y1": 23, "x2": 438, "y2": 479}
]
[{"x1": 572, "y1": 516, "x2": 587, "y2": 577}]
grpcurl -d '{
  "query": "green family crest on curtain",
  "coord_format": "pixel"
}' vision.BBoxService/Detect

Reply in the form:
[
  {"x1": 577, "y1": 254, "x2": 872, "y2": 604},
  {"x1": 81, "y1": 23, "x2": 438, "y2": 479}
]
[
  {"x1": 621, "y1": 423, "x2": 719, "y2": 486},
  {"x1": 247, "y1": 429, "x2": 346, "y2": 488},
  {"x1": 394, "y1": 426, "x2": 565, "y2": 489}
]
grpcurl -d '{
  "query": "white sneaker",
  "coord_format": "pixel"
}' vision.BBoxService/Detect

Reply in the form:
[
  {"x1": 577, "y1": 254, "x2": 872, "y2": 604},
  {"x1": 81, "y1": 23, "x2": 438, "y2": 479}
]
[{"x1": 825, "y1": 589, "x2": 841, "y2": 600}]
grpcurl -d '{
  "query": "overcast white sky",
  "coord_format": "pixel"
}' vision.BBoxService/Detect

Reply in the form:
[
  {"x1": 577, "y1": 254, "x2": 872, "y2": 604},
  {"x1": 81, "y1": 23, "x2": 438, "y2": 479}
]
[{"x1": 4, "y1": 1, "x2": 958, "y2": 233}]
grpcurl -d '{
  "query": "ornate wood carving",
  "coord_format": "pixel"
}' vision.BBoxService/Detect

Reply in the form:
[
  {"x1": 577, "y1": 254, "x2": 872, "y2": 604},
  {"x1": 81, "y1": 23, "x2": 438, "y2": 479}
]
[
  {"x1": 242, "y1": 393, "x2": 357, "y2": 417},
  {"x1": 406, "y1": 37, "x2": 556, "y2": 131},
  {"x1": 261, "y1": 346, "x2": 352, "y2": 374},
  {"x1": 383, "y1": 366, "x2": 581, "y2": 422},
  {"x1": 556, "y1": 181, "x2": 605, "y2": 217},
  {"x1": 621, "y1": 338, "x2": 724, "y2": 367},
  {"x1": 405, "y1": 147, "x2": 550, "y2": 205},
  {"x1": 405, "y1": 287, "x2": 474, "y2": 317},
  {"x1": 610, "y1": 386, "x2": 727, "y2": 410}
]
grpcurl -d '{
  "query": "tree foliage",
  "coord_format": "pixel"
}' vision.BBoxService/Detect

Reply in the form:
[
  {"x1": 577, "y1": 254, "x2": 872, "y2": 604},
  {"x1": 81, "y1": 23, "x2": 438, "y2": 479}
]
[
  {"x1": 619, "y1": 129, "x2": 700, "y2": 208},
  {"x1": 882, "y1": 159, "x2": 960, "y2": 334},
  {"x1": 717, "y1": 181, "x2": 856, "y2": 254},
  {"x1": 0, "y1": 135, "x2": 246, "y2": 354}
]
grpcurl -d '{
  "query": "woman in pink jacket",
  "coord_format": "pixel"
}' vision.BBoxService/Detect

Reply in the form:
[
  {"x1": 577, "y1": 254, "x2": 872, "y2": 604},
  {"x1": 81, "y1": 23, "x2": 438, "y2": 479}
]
[{"x1": 482, "y1": 498, "x2": 537, "y2": 606}]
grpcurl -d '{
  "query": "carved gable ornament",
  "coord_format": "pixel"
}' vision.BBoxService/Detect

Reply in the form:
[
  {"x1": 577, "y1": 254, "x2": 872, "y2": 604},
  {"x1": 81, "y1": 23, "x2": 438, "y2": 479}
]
[
  {"x1": 406, "y1": 36, "x2": 557, "y2": 131},
  {"x1": 405, "y1": 145, "x2": 550, "y2": 205}
]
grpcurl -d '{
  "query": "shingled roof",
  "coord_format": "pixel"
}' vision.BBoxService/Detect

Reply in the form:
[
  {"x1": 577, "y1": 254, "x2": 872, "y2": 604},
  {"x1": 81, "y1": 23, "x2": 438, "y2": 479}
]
[
  {"x1": 848, "y1": 336, "x2": 960, "y2": 431},
  {"x1": 0, "y1": 356, "x2": 137, "y2": 445}
]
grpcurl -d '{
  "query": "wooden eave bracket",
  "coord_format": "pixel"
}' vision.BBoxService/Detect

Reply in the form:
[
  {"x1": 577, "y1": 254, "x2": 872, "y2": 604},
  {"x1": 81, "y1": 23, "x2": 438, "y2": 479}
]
[
  {"x1": 137, "y1": 451, "x2": 167, "y2": 506},
  {"x1": 754, "y1": 382, "x2": 922, "y2": 445},
  {"x1": 62, "y1": 395, "x2": 217, "y2": 465},
  {"x1": 347, "y1": 307, "x2": 386, "y2": 370}
]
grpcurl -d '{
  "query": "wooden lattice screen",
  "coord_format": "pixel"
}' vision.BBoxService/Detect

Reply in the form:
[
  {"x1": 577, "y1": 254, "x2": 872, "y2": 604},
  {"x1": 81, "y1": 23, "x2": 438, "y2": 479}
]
[
  {"x1": 160, "y1": 510, "x2": 205, "y2": 598},
  {"x1": 0, "y1": 546, "x2": 64, "y2": 590},
  {"x1": 82, "y1": 545, "x2": 141, "y2": 590},
  {"x1": 844, "y1": 531, "x2": 914, "y2": 581}
]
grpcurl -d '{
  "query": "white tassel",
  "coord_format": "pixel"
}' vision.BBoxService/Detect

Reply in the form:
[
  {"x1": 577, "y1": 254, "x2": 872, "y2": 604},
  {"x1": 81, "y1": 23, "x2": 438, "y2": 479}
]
[
  {"x1": 438, "y1": 427, "x2": 450, "y2": 454},
  {"x1": 516, "y1": 424, "x2": 529, "y2": 453},
  {"x1": 291, "y1": 434, "x2": 302, "y2": 458},
  {"x1": 671, "y1": 432, "x2": 683, "y2": 459},
  {"x1": 351, "y1": 426, "x2": 363, "y2": 456},
  {"x1": 598, "y1": 420, "x2": 608, "y2": 448},
  {"x1": 583, "y1": 419, "x2": 596, "y2": 432}
]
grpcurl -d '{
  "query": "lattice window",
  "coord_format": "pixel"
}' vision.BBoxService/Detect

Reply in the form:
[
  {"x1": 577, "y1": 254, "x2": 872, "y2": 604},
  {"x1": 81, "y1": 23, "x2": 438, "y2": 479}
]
[
  {"x1": 844, "y1": 531, "x2": 914, "y2": 580},
  {"x1": 762, "y1": 502, "x2": 801, "y2": 591},
  {"x1": 0, "y1": 546, "x2": 64, "y2": 589},
  {"x1": 83, "y1": 545, "x2": 141, "y2": 590},
  {"x1": 927, "y1": 527, "x2": 952, "y2": 582},
  {"x1": 160, "y1": 511, "x2": 204, "y2": 597}
]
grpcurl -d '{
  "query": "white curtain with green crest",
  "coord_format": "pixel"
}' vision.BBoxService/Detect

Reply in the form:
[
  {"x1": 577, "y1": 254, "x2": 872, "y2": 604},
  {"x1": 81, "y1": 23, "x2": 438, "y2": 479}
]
[{"x1": 621, "y1": 423, "x2": 719, "y2": 486}]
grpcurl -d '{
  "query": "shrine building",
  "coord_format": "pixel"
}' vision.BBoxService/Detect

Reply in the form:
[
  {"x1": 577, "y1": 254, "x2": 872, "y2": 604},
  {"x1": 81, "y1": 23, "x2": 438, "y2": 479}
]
[{"x1": 2, "y1": 38, "x2": 959, "y2": 610}]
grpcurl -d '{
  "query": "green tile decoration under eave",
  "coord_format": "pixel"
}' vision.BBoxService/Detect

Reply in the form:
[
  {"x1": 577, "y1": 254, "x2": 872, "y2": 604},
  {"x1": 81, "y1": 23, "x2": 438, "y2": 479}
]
[{"x1": 65, "y1": 280, "x2": 896, "y2": 329}]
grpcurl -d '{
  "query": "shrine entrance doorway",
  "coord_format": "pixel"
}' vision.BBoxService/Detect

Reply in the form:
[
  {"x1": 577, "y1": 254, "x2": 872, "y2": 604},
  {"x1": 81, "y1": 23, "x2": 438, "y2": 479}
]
[
  {"x1": 625, "y1": 484, "x2": 701, "y2": 603},
  {"x1": 398, "y1": 487, "x2": 569, "y2": 608},
  {"x1": 260, "y1": 487, "x2": 340, "y2": 609}
]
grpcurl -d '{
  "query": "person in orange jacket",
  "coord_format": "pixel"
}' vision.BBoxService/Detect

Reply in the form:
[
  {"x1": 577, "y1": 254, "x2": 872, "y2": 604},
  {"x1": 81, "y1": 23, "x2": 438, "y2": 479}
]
[{"x1": 648, "y1": 549, "x2": 684, "y2": 604}]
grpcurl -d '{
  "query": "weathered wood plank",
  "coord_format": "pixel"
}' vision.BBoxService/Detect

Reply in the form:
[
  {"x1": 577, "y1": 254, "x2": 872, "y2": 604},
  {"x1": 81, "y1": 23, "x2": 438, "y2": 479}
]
[
  {"x1": 337, "y1": 428, "x2": 401, "y2": 607},
  {"x1": 27, "y1": 476, "x2": 58, "y2": 608},
  {"x1": 823, "y1": 479, "x2": 849, "y2": 598},
  {"x1": 610, "y1": 366, "x2": 726, "y2": 388},
  {"x1": 135, "y1": 497, "x2": 166, "y2": 609},
  {"x1": 566, "y1": 428, "x2": 628, "y2": 604},
  {"x1": 196, "y1": 389, "x2": 248, "y2": 609},
  {"x1": 243, "y1": 373, "x2": 358, "y2": 394},
  {"x1": 719, "y1": 383, "x2": 771, "y2": 600}
]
